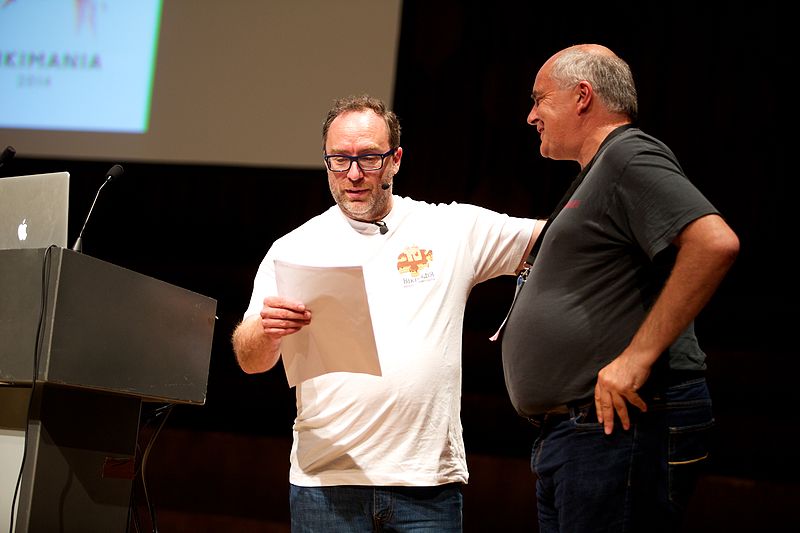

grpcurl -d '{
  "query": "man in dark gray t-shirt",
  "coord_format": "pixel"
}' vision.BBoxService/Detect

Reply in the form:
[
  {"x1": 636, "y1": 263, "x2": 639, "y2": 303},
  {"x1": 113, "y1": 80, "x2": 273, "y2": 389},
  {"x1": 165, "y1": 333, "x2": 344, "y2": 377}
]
[
  {"x1": 501, "y1": 44, "x2": 739, "y2": 532},
  {"x1": 503, "y1": 126, "x2": 717, "y2": 416}
]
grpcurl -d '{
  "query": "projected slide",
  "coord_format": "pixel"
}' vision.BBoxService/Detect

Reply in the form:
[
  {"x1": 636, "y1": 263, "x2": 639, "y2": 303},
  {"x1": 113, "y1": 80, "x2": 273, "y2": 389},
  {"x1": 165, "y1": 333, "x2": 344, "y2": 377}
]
[
  {"x1": 0, "y1": 0, "x2": 402, "y2": 168},
  {"x1": 0, "y1": 0, "x2": 162, "y2": 133}
]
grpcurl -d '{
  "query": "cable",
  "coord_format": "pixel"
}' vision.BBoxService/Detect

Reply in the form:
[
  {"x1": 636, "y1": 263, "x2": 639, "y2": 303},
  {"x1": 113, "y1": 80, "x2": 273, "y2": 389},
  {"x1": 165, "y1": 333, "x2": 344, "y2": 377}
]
[
  {"x1": 6, "y1": 249, "x2": 173, "y2": 533},
  {"x1": 9, "y1": 245, "x2": 55, "y2": 533},
  {"x1": 128, "y1": 486, "x2": 142, "y2": 533},
  {"x1": 132, "y1": 403, "x2": 173, "y2": 533}
]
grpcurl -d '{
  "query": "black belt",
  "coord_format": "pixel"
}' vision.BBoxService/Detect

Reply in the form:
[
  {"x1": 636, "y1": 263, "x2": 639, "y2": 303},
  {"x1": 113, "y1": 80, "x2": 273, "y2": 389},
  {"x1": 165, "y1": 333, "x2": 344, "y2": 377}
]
[
  {"x1": 526, "y1": 398, "x2": 593, "y2": 428},
  {"x1": 525, "y1": 370, "x2": 706, "y2": 428}
]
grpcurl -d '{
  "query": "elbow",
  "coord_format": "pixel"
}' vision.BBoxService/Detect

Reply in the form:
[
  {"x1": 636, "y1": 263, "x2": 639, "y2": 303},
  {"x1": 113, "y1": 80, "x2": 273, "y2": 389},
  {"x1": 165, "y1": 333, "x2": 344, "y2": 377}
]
[
  {"x1": 716, "y1": 226, "x2": 740, "y2": 267},
  {"x1": 688, "y1": 214, "x2": 740, "y2": 268},
  {"x1": 239, "y1": 360, "x2": 266, "y2": 374},
  {"x1": 235, "y1": 348, "x2": 275, "y2": 374}
]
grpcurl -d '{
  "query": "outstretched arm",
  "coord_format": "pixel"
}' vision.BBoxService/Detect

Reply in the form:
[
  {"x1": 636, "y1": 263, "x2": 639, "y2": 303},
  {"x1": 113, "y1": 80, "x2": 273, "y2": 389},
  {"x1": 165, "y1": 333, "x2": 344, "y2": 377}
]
[{"x1": 594, "y1": 213, "x2": 739, "y2": 434}]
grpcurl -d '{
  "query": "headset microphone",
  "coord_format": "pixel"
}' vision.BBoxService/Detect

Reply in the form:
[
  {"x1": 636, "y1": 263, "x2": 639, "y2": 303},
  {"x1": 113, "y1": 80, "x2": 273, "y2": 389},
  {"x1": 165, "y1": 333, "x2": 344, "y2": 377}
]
[{"x1": 373, "y1": 221, "x2": 388, "y2": 235}]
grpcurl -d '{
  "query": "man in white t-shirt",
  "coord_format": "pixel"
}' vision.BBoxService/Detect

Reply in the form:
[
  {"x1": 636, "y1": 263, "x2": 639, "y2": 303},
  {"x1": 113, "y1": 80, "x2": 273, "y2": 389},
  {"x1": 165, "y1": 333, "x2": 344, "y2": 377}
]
[{"x1": 232, "y1": 94, "x2": 544, "y2": 532}]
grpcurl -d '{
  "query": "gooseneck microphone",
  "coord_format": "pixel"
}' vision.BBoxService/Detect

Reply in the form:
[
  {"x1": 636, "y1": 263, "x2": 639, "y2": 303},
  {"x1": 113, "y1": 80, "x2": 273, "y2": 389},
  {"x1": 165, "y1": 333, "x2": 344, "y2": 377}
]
[
  {"x1": 0, "y1": 145, "x2": 16, "y2": 168},
  {"x1": 71, "y1": 164, "x2": 124, "y2": 253}
]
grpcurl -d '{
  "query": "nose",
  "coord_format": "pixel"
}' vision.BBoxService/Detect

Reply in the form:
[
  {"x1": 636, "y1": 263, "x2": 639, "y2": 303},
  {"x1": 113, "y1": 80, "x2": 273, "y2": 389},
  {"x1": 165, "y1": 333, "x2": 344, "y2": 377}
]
[
  {"x1": 527, "y1": 105, "x2": 537, "y2": 126},
  {"x1": 346, "y1": 161, "x2": 364, "y2": 181}
]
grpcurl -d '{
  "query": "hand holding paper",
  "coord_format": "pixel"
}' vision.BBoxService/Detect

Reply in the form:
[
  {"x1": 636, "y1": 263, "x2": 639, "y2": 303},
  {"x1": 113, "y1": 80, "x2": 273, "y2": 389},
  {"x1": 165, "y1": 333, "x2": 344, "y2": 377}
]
[{"x1": 274, "y1": 260, "x2": 382, "y2": 387}]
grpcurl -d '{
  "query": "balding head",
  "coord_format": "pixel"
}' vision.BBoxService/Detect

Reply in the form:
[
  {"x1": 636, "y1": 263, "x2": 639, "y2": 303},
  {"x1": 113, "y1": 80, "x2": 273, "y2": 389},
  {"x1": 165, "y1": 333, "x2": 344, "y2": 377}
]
[
  {"x1": 547, "y1": 44, "x2": 638, "y2": 121},
  {"x1": 568, "y1": 44, "x2": 617, "y2": 56}
]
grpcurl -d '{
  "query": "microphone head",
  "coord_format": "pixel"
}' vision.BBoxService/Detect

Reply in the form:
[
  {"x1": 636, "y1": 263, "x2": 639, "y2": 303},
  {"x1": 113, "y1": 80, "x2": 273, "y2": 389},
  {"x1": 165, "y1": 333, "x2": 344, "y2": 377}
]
[
  {"x1": 0, "y1": 145, "x2": 15, "y2": 165},
  {"x1": 381, "y1": 181, "x2": 391, "y2": 190},
  {"x1": 106, "y1": 164, "x2": 124, "y2": 181}
]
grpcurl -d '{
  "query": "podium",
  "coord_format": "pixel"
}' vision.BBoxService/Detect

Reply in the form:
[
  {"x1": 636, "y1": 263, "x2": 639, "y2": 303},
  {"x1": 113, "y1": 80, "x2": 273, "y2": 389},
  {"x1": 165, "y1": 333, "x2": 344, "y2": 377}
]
[{"x1": 0, "y1": 247, "x2": 217, "y2": 532}]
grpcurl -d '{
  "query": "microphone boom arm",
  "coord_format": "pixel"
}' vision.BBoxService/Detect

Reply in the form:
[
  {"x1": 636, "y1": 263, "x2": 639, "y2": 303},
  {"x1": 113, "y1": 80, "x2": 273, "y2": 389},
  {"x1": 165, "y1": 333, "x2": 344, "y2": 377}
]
[{"x1": 71, "y1": 164, "x2": 124, "y2": 252}]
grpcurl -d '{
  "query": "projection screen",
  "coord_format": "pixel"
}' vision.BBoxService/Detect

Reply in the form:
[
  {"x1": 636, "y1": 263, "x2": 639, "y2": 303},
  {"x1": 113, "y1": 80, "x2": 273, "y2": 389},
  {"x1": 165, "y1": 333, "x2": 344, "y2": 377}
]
[{"x1": 0, "y1": 0, "x2": 403, "y2": 168}]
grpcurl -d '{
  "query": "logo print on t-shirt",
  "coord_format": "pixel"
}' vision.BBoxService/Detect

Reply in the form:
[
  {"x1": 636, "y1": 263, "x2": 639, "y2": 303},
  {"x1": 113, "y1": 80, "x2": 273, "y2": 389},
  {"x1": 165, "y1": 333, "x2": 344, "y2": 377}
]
[{"x1": 397, "y1": 245, "x2": 435, "y2": 286}]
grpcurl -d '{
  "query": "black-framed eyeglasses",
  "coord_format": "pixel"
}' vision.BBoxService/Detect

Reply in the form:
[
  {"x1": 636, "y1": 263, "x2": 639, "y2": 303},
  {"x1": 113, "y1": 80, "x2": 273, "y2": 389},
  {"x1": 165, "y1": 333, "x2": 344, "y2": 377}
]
[{"x1": 323, "y1": 148, "x2": 396, "y2": 172}]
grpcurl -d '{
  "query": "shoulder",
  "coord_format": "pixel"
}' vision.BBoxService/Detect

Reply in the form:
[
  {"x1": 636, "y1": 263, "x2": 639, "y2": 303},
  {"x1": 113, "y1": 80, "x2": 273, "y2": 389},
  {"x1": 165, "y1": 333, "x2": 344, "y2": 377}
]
[
  {"x1": 399, "y1": 195, "x2": 506, "y2": 218},
  {"x1": 402, "y1": 198, "x2": 533, "y2": 243},
  {"x1": 601, "y1": 128, "x2": 683, "y2": 176},
  {"x1": 609, "y1": 128, "x2": 678, "y2": 161}
]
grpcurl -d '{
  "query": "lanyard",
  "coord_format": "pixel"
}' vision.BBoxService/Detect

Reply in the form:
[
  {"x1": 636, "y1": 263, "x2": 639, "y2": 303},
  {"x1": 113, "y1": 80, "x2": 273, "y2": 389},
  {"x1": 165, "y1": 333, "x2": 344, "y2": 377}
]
[{"x1": 490, "y1": 124, "x2": 635, "y2": 342}]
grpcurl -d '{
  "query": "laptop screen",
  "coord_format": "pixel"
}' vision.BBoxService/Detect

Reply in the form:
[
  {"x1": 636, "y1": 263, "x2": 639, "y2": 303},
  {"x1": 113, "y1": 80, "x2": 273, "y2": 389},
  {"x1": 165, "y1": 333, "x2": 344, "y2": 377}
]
[{"x1": 0, "y1": 172, "x2": 69, "y2": 250}]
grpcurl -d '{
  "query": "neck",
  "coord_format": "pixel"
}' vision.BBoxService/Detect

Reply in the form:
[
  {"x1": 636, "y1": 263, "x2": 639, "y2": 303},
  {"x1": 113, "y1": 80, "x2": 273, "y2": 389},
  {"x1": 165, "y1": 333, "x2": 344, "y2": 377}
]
[{"x1": 578, "y1": 120, "x2": 632, "y2": 168}]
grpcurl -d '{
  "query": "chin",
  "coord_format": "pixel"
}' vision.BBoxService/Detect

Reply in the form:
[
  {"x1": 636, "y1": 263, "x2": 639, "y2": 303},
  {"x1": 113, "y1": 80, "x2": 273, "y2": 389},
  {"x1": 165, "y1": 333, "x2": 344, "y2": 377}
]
[{"x1": 341, "y1": 203, "x2": 370, "y2": 218}]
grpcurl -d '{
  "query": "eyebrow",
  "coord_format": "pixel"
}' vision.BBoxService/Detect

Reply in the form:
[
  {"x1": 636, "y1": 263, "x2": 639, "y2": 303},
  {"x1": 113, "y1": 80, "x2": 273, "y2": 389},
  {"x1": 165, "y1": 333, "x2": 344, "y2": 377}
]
[{"x1": 327, "y1": 144, "x2": 385, "y2": 155}]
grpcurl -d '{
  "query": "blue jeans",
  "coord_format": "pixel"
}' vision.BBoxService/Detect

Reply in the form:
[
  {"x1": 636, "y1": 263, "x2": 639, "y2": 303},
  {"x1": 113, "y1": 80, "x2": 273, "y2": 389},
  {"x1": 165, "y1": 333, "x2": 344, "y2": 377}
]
[
  {"x1": 289, "y1": 483, "x2": 463, "y2": 532},
  {"x1": 532, "y1": 377, "x2": 713, "y2": 533}
]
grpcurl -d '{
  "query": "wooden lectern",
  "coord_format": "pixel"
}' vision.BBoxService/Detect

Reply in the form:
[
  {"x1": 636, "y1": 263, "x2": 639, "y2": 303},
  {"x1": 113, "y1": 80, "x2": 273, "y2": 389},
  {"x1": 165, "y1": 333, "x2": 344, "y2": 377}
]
[{"x1": 0, "y1": 247, "x2": 216, "y2": 532}]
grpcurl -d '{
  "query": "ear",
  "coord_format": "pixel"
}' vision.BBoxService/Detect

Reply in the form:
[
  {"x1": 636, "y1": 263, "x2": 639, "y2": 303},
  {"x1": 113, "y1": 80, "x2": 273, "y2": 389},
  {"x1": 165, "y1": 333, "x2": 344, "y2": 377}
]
[
  {"x1": 575, "y1": 81, "x2": 592, "y2": 114},
  {"x1": 391, "y1": 146, "x2": 403, "y2": 172}
]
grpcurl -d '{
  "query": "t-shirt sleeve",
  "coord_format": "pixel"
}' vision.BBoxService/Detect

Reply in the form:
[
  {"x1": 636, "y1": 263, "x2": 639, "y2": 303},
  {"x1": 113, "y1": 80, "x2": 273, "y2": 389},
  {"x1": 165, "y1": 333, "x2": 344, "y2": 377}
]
[
  {"x1": 449, "y1": 202, "x2": 536, "y2": 283},
  {"x1": 615, "y1": 149, "x2": 719, "y2": 260},
  {"x1": 243, "y1": 247, "x2": 279, "y2": 320}
]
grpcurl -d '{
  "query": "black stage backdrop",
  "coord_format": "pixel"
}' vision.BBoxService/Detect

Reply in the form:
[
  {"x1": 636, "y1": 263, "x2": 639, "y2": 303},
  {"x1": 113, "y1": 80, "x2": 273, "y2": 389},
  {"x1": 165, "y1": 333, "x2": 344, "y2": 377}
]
[{"x1": 4, "y1": 1, "x2": 793, "y2": 526}]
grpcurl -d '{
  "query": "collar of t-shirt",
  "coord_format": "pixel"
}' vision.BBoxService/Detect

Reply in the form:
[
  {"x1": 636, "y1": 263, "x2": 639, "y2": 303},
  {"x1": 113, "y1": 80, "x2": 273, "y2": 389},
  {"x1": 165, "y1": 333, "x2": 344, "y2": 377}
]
[
  {"x1": 525, "y1": 123, "x2": 636, "y2": 265},
  {"x1": 341, "y1": 195, "x2": 404, "y2": 235}
]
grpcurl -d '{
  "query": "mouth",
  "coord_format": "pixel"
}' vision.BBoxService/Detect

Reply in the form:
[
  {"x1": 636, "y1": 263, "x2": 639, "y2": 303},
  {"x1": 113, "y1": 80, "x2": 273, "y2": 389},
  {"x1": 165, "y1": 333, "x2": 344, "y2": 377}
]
[{"x1": 345, "y1": 188, "x2": 370, "y2": 200}]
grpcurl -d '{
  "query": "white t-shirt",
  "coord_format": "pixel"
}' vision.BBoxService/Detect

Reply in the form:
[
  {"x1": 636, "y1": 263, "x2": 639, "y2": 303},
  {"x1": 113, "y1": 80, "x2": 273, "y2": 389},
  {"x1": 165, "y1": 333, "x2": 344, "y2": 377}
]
[{"x1": 243, "y1": 196, "x2": 535, "y2": 487}]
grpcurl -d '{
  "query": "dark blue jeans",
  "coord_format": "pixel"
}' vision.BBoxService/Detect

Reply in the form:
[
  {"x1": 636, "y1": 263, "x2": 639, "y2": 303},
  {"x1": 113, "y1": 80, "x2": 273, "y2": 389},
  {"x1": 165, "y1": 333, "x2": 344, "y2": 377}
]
[
  {"x1": 289, "y1": 483, "x2": 463, "y2": 532},
  {"x1": 532, "y1": 377, "x2": 713, "y2": 533}
]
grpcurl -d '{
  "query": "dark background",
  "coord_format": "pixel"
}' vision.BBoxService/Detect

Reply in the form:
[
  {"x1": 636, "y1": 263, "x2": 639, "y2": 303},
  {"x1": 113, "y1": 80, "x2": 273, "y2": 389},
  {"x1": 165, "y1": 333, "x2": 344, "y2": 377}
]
[{"x1": 5, "y1": 2, "x2": 794, "y2": 531}]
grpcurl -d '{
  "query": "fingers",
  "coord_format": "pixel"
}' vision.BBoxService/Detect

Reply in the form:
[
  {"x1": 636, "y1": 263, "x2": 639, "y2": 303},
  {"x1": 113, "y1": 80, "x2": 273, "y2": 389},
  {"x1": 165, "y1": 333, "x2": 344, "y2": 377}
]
[
  {"x1": 595, "y1": 392, "x2": 619, "y2": 435},
  {"x1": 595, "y1": 388, "x2": 647, "y2": 435},
  {"x1": 260, "y1": 296, "x2": 311, "y2": 336},
  {"x1": 263, "y1": 295, "x2": 308, "y2": 313},
  {"x1": 627, "y1": 393, "x2": 648, "y2": 413},
  {"x1": 594, "y1": 355, "x2": 652, "y2": 434},
  {"x1": 610, "y1": 394, "x2": 629, "y2": 434}
]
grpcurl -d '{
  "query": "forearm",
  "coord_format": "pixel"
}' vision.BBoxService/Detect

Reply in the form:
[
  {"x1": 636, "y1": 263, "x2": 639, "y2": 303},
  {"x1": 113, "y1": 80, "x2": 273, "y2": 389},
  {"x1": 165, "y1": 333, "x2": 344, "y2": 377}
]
[
  {"x1": 594, "y1": 215, "x2": 738, "y2": 432},
  {"x1": 231, "y1": 315, "x2": 282, "y2": 374},
  {"x1": 626, "y1": 215, "x2": 739, "y2": 368}
]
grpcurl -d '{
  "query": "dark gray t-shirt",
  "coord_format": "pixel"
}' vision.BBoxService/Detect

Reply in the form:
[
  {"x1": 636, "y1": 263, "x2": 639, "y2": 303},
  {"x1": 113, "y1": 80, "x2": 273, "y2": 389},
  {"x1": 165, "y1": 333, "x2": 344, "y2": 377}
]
[{"x1": 501, "y1": 127, "x2": 719, "y2": 417}]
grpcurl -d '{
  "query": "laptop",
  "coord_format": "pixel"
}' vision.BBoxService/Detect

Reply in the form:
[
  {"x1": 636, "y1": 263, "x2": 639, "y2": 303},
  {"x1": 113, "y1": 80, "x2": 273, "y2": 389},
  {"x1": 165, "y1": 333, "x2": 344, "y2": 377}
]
[{"x1": 0, "y1": 172, "x2": 70, "y2": 249}]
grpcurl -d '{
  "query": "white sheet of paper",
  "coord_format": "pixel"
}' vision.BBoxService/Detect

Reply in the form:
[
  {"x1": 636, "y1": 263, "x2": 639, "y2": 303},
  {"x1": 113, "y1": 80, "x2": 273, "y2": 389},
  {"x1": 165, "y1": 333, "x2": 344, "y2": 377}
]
[{"x1": 274, "y1": 260, "x2": 381, "y2": 387}]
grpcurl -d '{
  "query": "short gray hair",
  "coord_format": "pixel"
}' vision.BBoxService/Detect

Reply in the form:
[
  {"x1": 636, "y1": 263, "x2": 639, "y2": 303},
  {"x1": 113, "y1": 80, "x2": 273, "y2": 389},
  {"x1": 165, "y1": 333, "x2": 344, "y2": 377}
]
[{"x1": 551, "y1": 48, "x2": 638, "y2": 121}]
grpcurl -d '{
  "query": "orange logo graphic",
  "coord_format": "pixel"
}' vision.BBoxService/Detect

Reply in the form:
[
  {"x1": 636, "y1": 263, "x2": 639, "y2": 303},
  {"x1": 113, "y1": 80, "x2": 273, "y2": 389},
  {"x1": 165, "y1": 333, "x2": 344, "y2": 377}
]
[{"x1": 397, "y1": 246, "x2": 433, "y2": 277}]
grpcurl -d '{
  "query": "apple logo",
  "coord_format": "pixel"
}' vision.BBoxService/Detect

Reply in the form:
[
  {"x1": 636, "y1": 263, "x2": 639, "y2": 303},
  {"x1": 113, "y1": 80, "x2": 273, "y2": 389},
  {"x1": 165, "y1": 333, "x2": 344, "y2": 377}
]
[{"x1": 17, "y1": 218, "x2": 27, "y2": 241}]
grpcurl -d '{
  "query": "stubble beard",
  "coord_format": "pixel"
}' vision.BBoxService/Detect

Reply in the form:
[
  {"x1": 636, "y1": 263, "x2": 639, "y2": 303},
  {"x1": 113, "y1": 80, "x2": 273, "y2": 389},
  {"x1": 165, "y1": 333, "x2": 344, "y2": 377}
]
[{"x1": 329, "y1": 181, "x2": 390, "y2": 223}]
